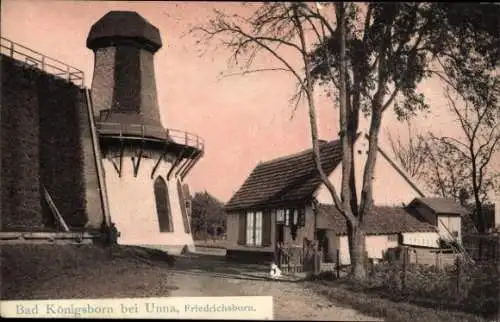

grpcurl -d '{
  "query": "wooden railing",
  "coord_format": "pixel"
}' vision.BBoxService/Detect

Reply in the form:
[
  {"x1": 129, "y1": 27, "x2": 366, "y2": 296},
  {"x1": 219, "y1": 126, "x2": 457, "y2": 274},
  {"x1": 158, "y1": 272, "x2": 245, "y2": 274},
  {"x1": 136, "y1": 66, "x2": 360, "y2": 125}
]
[
  {"x1": 96, "y1": 121, "x2": 205, "y2": 152},
  {"x1": 276, "y1": 246, "x2": 306, "y2": 273},
  {"x1": 0, "y1": 37, "x2": 84, "y2": 87}
]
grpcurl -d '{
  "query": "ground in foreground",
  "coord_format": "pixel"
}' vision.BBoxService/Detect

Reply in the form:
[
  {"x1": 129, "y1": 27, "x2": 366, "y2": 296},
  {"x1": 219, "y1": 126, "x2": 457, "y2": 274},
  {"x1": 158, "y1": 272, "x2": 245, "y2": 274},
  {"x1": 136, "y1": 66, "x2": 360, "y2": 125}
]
[{"x1": 1, "y1": 244, "x2": 379, "y2": 321}]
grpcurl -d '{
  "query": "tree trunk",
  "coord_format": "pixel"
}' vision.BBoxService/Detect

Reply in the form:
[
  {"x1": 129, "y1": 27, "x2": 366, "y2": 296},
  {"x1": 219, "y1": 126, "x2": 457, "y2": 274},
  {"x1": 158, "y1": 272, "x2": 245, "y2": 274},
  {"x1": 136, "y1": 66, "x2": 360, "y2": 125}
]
[{"x1": 348, "y1": 220, "x2": 367, "y2": 280}]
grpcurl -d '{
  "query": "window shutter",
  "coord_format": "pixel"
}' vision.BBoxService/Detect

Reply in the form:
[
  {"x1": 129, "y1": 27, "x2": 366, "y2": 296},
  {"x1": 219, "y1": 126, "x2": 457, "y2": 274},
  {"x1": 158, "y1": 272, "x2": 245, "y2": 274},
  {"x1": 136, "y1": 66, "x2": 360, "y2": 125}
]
[
  {"x1": 237, "y1": 212, "x2": 246, "y2": 245},
  {"x1": 288, "y1": 209, "x2": 294, "y2": 226},
  {"x1": 262, "y1": 211, "x2": 272, "y2": 246},
  {"x1": 298, "y1": 207, "x2": 306, "y2": 227}
]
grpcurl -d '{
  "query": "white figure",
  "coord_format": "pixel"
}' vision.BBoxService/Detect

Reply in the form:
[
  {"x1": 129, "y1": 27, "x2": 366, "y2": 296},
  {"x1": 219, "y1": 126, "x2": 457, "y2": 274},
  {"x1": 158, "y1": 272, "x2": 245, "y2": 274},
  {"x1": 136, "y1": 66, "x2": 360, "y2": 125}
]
[{"x1": 269, "y1": 263, "x2": 282, "y2": 279}]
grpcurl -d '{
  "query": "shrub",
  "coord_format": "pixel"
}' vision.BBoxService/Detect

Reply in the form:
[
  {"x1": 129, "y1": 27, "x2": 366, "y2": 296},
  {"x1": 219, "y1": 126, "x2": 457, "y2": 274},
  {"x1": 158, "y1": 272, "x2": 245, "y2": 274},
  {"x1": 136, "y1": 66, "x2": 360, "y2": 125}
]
[{"x1": 338, "y1": 259, "x2": 499, "y2": 318}]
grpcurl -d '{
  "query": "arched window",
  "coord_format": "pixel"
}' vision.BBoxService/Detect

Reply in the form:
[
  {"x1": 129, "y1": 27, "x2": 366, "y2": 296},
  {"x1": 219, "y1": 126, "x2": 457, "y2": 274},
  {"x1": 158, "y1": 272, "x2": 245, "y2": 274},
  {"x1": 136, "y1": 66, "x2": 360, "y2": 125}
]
[
  {"x1": 177, "y1": 180, "x2": 191, "y2": 234},
  {"x1": 154, "y1": 176, "x2": 173, "y2": 232}
]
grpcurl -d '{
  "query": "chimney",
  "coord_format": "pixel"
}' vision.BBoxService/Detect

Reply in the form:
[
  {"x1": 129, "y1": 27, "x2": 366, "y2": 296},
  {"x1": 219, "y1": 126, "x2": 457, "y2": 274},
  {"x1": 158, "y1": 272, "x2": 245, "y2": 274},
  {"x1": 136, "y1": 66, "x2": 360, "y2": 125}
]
[{"x1": 86, "y1": 11, "x2": 163, "y2": 127}]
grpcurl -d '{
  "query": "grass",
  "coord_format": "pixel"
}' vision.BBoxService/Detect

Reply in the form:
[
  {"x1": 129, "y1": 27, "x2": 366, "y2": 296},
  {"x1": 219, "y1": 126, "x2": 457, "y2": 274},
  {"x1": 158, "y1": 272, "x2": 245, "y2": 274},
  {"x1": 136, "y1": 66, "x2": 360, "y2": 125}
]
[
  {"x1": 1, "y1": 244, "x2": 177, "y2": 300},
  {"x1": 305, "y1": 279, "x2": 490, "y2": 322},
  {"x1": 305, "y1": 259, "x2": 499, "y2": 322}
]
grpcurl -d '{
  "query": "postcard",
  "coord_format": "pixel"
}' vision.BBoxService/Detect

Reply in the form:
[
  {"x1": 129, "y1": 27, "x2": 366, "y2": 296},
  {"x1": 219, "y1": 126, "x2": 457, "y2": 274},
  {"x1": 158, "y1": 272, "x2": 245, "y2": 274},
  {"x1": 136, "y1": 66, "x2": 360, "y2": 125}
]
[{"x1": 1, "y1": 1, "x2": 498, "y2": 321}]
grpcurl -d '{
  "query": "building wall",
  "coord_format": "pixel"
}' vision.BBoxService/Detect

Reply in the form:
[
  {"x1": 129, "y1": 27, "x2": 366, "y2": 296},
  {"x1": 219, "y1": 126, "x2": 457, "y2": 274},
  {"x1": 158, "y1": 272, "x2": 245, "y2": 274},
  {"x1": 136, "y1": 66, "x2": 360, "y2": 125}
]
[
  {"x1": 226, "y1": 212, "x2": 240, "y2": 248},
  {"x1": 225, "y1": 205, "x2": 315, "y2": 253},
  {"x1": 326, "y1": 232, "x2": 440, "y2": 265},
  {"x1": 90, "y1": 47, "x2": 116, "y2": 120},
  {"x1": 225, "y1": 211, "x2": 276, "y2": 253},
  {"x1": 138, "y1": 49, "x2": 161, "y2": 125},
  {"x1": 315, "y1": 136, "x2": 425, "y2": 206},
  {"x1": 282, "y1": 206, "x2": 315, "y2": 248},
  {"x1": 401, "y1": 231, "x2": 440, "y2": 248},
  {"x1": 437, "y1": 215, "x2": 461, "y2": 242},
  {"x1": 102, "y1": 153, "x2": 195, "y2": 254},
  {"x1": 329, "y1": 234, "x2": 401, "y2": 265}
]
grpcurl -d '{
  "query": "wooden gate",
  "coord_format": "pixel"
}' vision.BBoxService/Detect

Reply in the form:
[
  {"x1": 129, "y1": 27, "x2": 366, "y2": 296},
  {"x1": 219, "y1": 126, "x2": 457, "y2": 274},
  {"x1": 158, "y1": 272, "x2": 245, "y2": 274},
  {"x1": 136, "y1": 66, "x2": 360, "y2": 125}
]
[{"x1": 275, "y1": 244, "x2": 319, "y2": 274}]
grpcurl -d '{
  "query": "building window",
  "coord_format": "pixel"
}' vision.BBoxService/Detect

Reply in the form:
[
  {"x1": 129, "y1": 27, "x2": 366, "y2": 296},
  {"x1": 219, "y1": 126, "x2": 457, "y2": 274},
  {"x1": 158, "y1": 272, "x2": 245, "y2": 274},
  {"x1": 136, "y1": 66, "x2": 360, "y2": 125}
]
[
  {"x1": 154, "y1": 176, "x2": 173, "y2": 232},
  {"x1": 177, "y1": 180, "x2": 191, "y2": 234},
  {"x1": 276, "y1": 209, "x2": 285, "y2": 224},
  {"x1": 246, "y1": 211, "x2": 263, "y2": 246}
]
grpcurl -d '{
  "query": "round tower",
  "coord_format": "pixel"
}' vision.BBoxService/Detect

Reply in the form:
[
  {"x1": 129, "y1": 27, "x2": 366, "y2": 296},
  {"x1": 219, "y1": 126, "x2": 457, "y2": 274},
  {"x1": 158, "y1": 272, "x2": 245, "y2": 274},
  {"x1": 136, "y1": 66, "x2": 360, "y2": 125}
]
[{"x1": 87, "y1": 11, "x2": 204, "y2": 254}]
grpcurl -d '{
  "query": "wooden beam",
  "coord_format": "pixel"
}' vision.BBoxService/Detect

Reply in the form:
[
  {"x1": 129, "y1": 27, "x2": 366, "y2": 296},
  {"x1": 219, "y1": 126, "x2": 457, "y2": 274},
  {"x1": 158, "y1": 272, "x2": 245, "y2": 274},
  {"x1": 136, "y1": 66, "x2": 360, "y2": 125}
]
[
  {"x1": 108, "y1": 155, "x2": 121, "y2": 175},
  {"x1": 85, "y1": 88, "x2": 112, "y2": 228},
  {"x1": 132, "y1": 147, "x2": 143, "y2": 177},
  {"x1": 42, "y1": 186, "x2": 70, "y2": 232},
  {"x1": 151, "y1": 151, "x2": 167, "y2": 179},
  {"x1": 175, "y1": 150, "x2": 198, "y2": 177},
  {"x1": 167, "y1": 148, "x2": 186, "y2": 180},
  {"x1": 118, "y1": 141, "x2": 124, "y2": 177},
  {"x1": 180, "y1": 151, "x2": 203, "y2": 180},
  {"x1": 179, "y1": 157, "x2": 196, "y2": 179}
]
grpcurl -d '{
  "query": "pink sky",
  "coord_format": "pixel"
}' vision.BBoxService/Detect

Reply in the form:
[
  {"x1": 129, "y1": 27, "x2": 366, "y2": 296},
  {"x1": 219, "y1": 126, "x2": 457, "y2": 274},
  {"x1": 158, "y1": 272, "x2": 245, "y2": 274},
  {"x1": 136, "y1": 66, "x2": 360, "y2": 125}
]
[{"x1": 2, "y1": 1, "x2": 497, "y2": 202}]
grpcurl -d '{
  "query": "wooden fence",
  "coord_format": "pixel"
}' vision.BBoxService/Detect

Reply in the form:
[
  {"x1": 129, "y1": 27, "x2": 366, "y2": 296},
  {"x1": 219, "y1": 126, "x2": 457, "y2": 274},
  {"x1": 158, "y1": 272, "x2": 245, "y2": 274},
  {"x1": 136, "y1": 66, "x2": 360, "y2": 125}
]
[
  {"x1": 406, "y1": 247, "x2": 459, "y2": 269},
  {"x1": 462, "y1": 234, "x2": 499, "y2": 261},
  {"x1": 275, "y1": 245, "x2": 341, "y2": 277}
]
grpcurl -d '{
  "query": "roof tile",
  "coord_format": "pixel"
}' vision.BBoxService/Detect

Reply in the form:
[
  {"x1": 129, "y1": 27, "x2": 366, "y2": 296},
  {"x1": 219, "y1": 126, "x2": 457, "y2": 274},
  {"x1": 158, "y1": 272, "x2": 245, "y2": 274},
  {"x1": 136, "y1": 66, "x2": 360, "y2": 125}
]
[
  {"x1": 317, "y1": 204, "x2": 438, "y2": 235},
  {"x1": 225, "y1": 140, "x2": 343, "y2": 211}
]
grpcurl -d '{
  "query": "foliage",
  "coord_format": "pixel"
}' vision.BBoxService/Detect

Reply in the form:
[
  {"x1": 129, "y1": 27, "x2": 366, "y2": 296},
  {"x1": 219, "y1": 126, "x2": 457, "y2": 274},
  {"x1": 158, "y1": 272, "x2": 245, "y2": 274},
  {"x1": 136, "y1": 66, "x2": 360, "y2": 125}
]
[
  {"x1": 353, "y1": 260, "x2": 499, "y2": 318},
  {"x1": 191, "y1": 191, "x2": 226, "y2": 239},
  {"x1": 307, "y1": 279, "x2": 488, "y2": 322}
]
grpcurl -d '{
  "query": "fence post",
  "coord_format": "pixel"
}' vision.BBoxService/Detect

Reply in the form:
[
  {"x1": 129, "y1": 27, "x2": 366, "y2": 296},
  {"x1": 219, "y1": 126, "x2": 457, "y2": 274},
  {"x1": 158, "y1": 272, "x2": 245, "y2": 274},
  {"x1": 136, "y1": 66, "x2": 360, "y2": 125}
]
[
  {"x1": 336, "y1": 249, "x2": 340, "y2": 279},
  {"x1": 456, "y1": 254, "x2": 463, "y2": 299},
  {"x1": 313, "y1": 249, "x2": 321, "y2": 277},
  {"x1": 439, "y1": 249, "x2": 442, "y2": 270},
  {"x1": 402, "y1": 247, "x2": 409, "y2": 291}
]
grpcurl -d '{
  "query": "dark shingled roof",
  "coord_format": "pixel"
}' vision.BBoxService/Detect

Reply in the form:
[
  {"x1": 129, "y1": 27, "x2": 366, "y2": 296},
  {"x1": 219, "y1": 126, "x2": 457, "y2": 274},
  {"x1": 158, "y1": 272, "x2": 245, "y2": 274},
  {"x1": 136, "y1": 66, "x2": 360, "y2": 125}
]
[
  {"x1": 409, "y1": 197, "x2": 471, "y2": 216},
  {"x1": 317, "y1": 204, "x2": 438, "y2": 235},
  {"x1": 224, "y1": 140, "x2": 343, "y2": 212},
  {"x1": 87, "y1": 11, "x2": 162, "y2": 52}
]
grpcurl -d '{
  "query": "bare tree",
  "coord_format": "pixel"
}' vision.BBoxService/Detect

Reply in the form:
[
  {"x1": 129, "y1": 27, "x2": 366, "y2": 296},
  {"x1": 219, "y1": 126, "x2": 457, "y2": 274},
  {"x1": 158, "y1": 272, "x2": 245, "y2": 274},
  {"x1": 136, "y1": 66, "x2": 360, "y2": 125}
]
[
  {"x1": 386, "y1": 122, "x2": 429, "y2": 180},
  {"x1": 434, "y1": 84, "x2": 500, "y2": 232},
  {"x1": 387, "y1": 85, "x2": 500, "y2": 234},
  {"x1": 190, "y1": 2, "x2": 500, "y2": 280}
]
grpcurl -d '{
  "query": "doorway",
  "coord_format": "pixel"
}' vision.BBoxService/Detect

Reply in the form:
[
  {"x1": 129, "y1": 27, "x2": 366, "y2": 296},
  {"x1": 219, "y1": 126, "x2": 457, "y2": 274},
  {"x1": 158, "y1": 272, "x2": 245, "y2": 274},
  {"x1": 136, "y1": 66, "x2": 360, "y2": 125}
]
[
  {"x1": 316, "y1": 229, "x2": 332, "y2": 262},
  {"x1": 276, "y1": 224, "x2": 285, "y2": 246}
]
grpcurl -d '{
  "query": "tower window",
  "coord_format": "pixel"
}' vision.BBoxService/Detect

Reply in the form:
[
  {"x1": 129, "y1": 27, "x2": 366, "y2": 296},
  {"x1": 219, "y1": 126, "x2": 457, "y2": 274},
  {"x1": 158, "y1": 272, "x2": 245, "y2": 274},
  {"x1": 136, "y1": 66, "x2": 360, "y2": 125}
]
[
  {"x1": 154, "y1": 176, "x2": 173, "y2": 232},
  {"x1": 177, "y1": 180, "x2": 191, "y2": 234}
]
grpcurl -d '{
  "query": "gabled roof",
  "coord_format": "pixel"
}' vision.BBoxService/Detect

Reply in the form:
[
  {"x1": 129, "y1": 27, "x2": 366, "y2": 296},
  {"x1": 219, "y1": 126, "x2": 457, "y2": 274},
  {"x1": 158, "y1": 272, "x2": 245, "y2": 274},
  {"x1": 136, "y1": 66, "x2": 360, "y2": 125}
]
[
  {"x1": 224, "y1": 140, "x2": 344, "y2": 212},
  {"x1": 317, "y1": 204, "x2": 438, "y2": 235},
  {"x1": 409, "y1": 197, "x2": 471, "y2": 216}
]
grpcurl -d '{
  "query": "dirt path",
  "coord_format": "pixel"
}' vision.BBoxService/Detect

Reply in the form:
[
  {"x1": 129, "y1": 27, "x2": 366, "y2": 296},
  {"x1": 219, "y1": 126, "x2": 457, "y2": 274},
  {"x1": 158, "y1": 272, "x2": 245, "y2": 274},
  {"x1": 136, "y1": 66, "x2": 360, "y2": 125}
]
[
  {"x1": 168, "y1": 253, "x2": 382, "y2": 321},
  {"x1": 2, "y1": 245, "x2": 381, "y2": 320}
]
